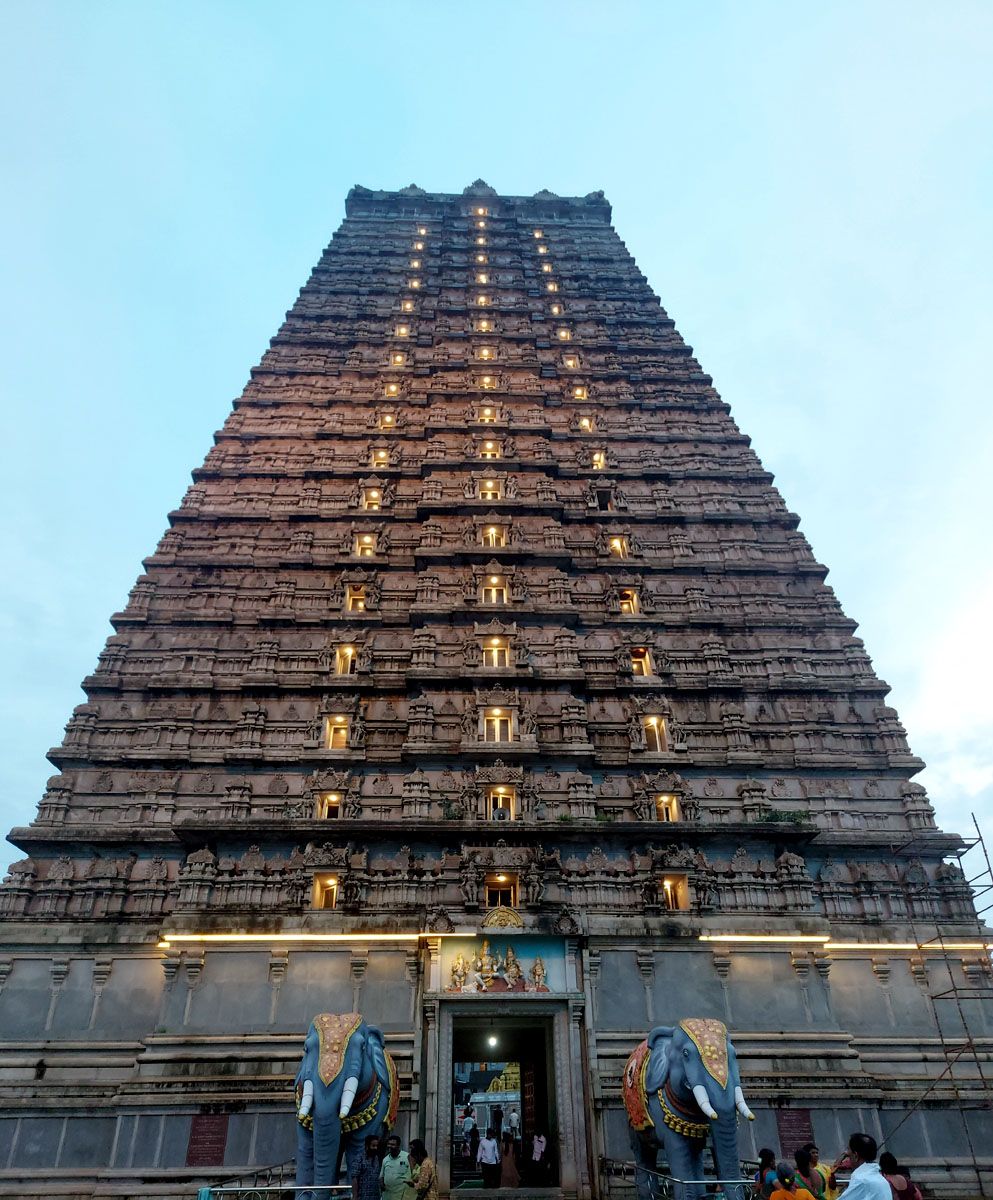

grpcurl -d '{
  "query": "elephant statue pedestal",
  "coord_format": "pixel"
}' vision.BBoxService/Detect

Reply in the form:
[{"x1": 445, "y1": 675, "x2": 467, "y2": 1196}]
[
  {"x1": 623, "y1": 1018, "x2": 753, "y2": 1200},
  {"x1": 295, "y1": 1012, "x2": 399, "y2": 1194}
]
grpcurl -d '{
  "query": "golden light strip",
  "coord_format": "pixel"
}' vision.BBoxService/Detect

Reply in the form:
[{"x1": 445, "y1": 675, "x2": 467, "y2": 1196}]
[
  {"x1": 157, "y1": 932, "x2": 451, "y2": 948},
  {"x1": 697, "y1": 935, "x2": 990, "y2": 952},
  {"x1": 698, "y1": 934, "x2": 830, "y2": 944},
  {"x1": 825, "y1": 941, "x2": 990, "y2": 952}
]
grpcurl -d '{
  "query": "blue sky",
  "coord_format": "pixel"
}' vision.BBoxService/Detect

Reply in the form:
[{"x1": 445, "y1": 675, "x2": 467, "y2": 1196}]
[{"x1": 1, "y1": 1, "x2": 991, "y2": 875}]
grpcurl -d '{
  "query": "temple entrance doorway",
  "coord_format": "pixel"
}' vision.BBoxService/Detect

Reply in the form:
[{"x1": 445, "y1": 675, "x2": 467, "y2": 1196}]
[{"x1": 449, "y1": 1015, "x2": 557, "y2": 1190}]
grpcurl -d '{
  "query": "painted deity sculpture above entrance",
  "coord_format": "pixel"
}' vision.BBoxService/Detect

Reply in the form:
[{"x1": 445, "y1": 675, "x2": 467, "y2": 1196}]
[{"x1": 442, "y1": 936, "x2": 565, "y2": 993}]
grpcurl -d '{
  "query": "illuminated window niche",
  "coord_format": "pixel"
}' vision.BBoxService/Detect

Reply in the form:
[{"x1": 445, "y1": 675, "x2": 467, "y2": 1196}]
[
  {"x1": 345, "y1": 585, "x2": 366, "y2": 612},
  {"x1": 478, "y1": 477, "x2": 502, "y2": 500},
  {"x1": 482, "y1": 575, "x2": 509, "y2": 605},
  {"x1": 316, "y1": 791, "x2": 342, "y2": 819},
  {"x1": 354, "y1": 533, "x2": 377, "y2": 558},
  {"x1": 487, "y1": 785, "x2": 516, "y2": 822},
  {"x1": 618, "y1": 588, "x2": 640, "y2": 615},
  {"x1": 630, "y1": 647, "x2": 654, "y2": 676},
  {"x1": 479, "y1": 440, "x2": 501, "y2": 460},
  {"x1": 394, "y1": 322, "x2": 411, "y2": 338},
  {"x1": 592, "y1": 450, "x2": 607, "y2": 471},
  {"x1": 476, "y1": 403, "x2": 500, "y2": 423},
  {"x1": 481, "y1": 637, "x2": 510, "y2": 668},
  {"x1": 661, "y1": 874, "x2": 688, "y2": 911},
  {"x1": 325, "y1": 715, "x2": 350, "y2": 749},
  {"x1": 362, "y1": 488, "x2": 382, "y2": 511},
  {"x1": 609, "y1": 535, "x2": 630, "y2": 559},
  {"x1": 656, "y1": 793, "x2": 680, "y2": 823},
  {"x1": 314, "y1": 874, "x2": 338, "y2": 909},
  {"x1": 370, "y1": 447, "x2": 391, "y2": 468},
  {"x1": 642, "y1": 715, "x2": 667, "y2": 753},
  {"x1": 483, "y1": 707, "x2": 512, "y2": 742},
  {"x1": 334, "y1": 645, "x2": 357, "y2": 675},
  {"x1": 476, "y1": 345, "x2": 497, "y2": 361},
  {"x1": 481, "y1": 525, "x2": 507, "y2": 549},
  {"x1": 485, "y1": 872, "x2": 518, "y2": 908},
  {"x1": 378, "y1": 411, "x2": 398, "y2": 430}
]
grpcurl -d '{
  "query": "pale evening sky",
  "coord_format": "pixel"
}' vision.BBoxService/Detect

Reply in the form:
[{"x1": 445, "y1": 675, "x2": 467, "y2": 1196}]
[{"x1": 1, "y1": 1, "x2": 991, "y2": 878}]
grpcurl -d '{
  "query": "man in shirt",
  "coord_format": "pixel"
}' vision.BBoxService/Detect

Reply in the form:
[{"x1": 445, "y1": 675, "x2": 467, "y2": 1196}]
[
  {"x1": 379, "y1": 1134, "x2": 414, "y2": 1200},
  {"x1": 352, "y1": 1134, "x2": 381, "y2": 1200},
  {"x1": 477, "y1": 1126, "x2": 501, "y2": 1188},
  {"x1": 508, "y1": 1107, "x2": 521, "y2": 1140},
  {"x1": 831, "y1": 1133, "x2": 892, "y2": 1200}
]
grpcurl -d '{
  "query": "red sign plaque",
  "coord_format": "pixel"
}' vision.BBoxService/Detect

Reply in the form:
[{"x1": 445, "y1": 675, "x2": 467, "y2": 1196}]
[
  {"x1": 186, "y1": 1113, "x2": 230, "y2": 1167},
  {"x1": 776, "y1": 1108, "x2": 815, "y2": 1157}
]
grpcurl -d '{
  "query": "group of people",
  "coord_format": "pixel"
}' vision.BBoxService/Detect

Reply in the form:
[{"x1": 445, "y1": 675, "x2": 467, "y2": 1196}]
[
  {"x1": 755, "y1": 1133, "x2": 922, "y2": 1200},
  {"x1": 350, "y1": 1133, "x2": 438, "y2": 1200},
  {"x1": 462, "y1": 1104, "x2": 550, "y2": 1188}
]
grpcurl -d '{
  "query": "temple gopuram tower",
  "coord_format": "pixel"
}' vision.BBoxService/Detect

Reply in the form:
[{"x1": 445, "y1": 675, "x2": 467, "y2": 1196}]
[{"x1": 2, "y1": 181, "x2": 991, "y2": 1200}]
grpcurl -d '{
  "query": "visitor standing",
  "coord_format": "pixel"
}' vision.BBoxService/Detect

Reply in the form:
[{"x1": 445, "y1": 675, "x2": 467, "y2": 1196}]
[
  {"x1": 531, "y1": 1130, "x2": 548, "y2": 1185},
  {"x1": 755, "y1": 1148, "x2": 779, "y2": 1199},
  {"x1": 878, "y1": 1152, "x2": 923, "y2": 1200},
  {"x1": 461, "y1": 1109, "x2": 476, "y2": 1159},
  {"x1": 508, "y1": 1107, "x2": 520, "y2": 1140},
  {"x1": 830, "y1": 1133, "x2": 891, "y2": 1200},
  {"x1": 351, "y1": 1135, "x2": 381, "y2": 1200},
  {"x1": 802, "y1": 1144, "x2": 839, "y2": 1200},
  {"x1": 769, "y1": 1162, "x2": 816, "y2": 1200},
  {"x1": 500, "y1": 1133, "x2": 520, "y2": 1188},
  {"x1": 380, "y1": 1135, "x2": 413, "y2": 1200},
  {"x1": 492, "y1": 1103, "x2": 504, "y2": 1139},
  {"x1": 407, "y1": 1139, "x2": 438, "y2": 1200},
  {"x1": 477, "y1": 1126, "x2": 501, "y2": 1188},
  {"x1": 795, "y1": 1148, "x2": 825, "y2": 1199}
]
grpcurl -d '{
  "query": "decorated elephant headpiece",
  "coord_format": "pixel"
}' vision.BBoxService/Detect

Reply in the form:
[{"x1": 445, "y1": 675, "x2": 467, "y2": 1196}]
[
  {"x1": 295, "y1": 1011, "x2": 399, "y2": 1133},
  {"x1": 622, "y1": 1017, "x2": 750, "y2": 1133}
]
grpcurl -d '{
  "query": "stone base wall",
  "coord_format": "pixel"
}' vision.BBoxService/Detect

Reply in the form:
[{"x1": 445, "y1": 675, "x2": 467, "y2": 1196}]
[{"x1": 0, "y1": 936, "x2": 990, "y2": 1199}]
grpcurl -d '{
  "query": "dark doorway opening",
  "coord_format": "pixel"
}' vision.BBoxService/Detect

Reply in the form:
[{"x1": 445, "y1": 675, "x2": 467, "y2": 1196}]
[{"x1": 450, "y1": 1015, "x2": 557, "y2": 1189}]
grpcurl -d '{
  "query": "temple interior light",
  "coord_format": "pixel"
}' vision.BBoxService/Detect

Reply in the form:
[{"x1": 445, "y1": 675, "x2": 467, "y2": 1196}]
[{"x1": 417, "y1": 226, "x2": 427, "y2": 236}]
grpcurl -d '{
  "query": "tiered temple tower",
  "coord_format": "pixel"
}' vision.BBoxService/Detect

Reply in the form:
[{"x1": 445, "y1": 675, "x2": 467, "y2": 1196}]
[{"x1": 1, "y1": 181, "x2": 990, "y2": 1200}]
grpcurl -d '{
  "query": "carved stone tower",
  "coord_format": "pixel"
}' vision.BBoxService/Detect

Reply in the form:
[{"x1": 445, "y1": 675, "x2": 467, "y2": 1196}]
[{"x1": 1, "y1": 182, "x2": 989, "y2": 1199}]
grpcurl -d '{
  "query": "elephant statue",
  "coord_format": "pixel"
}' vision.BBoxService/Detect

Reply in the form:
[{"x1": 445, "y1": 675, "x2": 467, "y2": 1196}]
[
  {"x1": 295, "y1": 1012, "x2": 399, "y2": 1192},
  {"x1": 623, "y1": 1018, "x2": 753, "y2": 1200}
]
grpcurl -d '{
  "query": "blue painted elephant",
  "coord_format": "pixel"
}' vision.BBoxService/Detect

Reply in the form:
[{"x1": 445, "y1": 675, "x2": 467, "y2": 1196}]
[
  {"x1": 623, "y1": 1018, "x2": 753, "y2": 1200},
  {"x1": 295, "y1": 1012, "x2": 398, "y2": 1192}
]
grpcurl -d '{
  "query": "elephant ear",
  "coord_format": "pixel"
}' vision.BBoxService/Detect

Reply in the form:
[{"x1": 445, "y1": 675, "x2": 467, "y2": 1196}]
[
  {"x1": 645, "y1": 1025, "x2": 675, "y2": 1094},
  {"x1": 367, "y1": 1025, "x2": 392, "y2": 1089}
]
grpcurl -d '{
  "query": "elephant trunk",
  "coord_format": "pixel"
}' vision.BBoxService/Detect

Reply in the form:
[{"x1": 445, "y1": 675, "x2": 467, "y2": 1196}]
[
  {"x1": 710, "y1": 1118, "x2": 745, "y2": 1200},
  {"x1": 340, "y1": 1075, "x2": 359, "y2": 1117}
]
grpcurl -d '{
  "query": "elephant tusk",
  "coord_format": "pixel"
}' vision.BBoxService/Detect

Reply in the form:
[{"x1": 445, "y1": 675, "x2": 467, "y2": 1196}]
[
  {"x1": 734, "y1": 1086, "x2": 755, "y2": 1120},
  {"x1": 340, "y1": 1075, "x2": 359, "y2": 1118},
  {"x1": 691, "y1": 1084, "x2": 719, "y2": 1120},
  {"x1": 299, "y1": 1078, "x2": 314, "y2": 1117}
]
